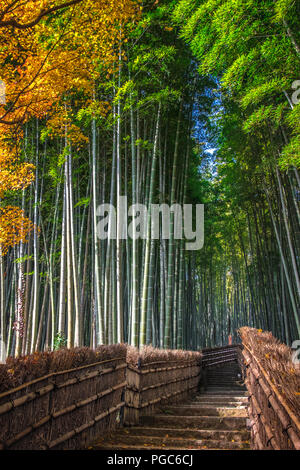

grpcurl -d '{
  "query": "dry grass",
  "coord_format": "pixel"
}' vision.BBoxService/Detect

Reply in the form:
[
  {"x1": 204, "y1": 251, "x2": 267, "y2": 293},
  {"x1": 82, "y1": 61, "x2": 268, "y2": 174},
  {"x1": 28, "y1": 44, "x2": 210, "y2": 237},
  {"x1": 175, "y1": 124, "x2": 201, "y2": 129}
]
[
  {"x1": 0, "y1": 344, "x2": 202, "y2": 394},
  {"x1": 0, "y1": 344, "x2": 127, "y2": 394},
  {"x1": 127, "y1": 345, "x2": 202, "y2": 368},
  {"x1": 239, "y1": 327, "x2": 300, "y2": 418},
  {"x1": 0, "y1": 344, "x2": 201, "y2": 393}
]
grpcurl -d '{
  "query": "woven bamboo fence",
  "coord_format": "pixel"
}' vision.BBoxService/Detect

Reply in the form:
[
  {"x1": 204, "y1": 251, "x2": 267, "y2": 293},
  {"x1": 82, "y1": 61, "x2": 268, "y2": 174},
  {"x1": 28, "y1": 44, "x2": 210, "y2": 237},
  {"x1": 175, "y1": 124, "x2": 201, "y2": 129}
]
[
  {"x1": 202, "y1": 344, "x2": 241, "y2": 368},
  {"x1": 200, "y1": 344, "x2": 241, "y2": 390},
  {"x1": 0, "y1": 345, "x2": 203, "y2": 447},
  {"x1": 124, "y1": 347, "x2": 202, "y2": 425},
  {"x1": 239, "y1": 327, "x2": 300, "y2": 450},
  {"x1": 0, "y1": 354, "x2": 126, "y2": 450}
]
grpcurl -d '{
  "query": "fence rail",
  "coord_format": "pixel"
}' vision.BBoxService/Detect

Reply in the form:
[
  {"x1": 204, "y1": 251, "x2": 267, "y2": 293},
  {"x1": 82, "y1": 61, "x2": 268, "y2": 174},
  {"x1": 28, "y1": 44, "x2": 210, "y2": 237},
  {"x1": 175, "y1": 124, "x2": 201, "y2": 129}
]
[
  {"x1": 0, "y1": 356, "x2": 126, "y2": 450},
  {"x1": 124, "y1": 360, "x2": 201, "y2": 425},
  {"x1": 2, "y1": 334, "x2": 297, "y2": 450},
  {"x1": 201, "y1": 344, "x2": 241, "y2": 368},
  {"x1": 242, "y1": 341, "x2": 300, "y2": 450},
  {"x1": 0, "y1": 348, "x2": 202, "y2": 449}
]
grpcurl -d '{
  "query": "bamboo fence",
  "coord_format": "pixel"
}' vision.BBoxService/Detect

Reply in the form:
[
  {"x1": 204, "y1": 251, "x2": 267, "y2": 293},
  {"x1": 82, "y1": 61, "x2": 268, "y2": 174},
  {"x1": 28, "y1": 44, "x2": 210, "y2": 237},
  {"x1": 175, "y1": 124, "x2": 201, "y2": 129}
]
[
  {"x1": 199, "y1": 345, "x2": 241, "y2": 391},
  {"x1": 0, "y1": 355, "x2": 126, "y2": 450},
  {"x1": 6, "y1": 338, "x2": 295, "y2": 450},
  {"x1": 201, "y1": 344, "x2": 241, "y2": 368},
  {"x1": 124, "y1": 351, "x2": 202, "y2": 425},
  {"x1": 0, "y1": 345, "x2": 203, "y2": 448},
  {"x1": 239, "y1": 327, "x2": 300, "y2": 450}
]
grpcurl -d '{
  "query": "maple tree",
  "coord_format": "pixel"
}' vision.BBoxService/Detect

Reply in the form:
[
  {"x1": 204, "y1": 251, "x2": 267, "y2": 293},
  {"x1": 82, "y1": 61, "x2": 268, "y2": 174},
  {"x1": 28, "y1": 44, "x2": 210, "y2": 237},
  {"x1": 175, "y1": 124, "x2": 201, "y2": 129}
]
[
  {"x1": 0, "y1": 1, "x2": 84, "y2": 29},
  {"x1": 0, "y1": 0, "x2": 139, "y2": 125},
  {"x1": 0, "y1": 124, "x2": 35, "y2": 254},
  {"x1": 0, "y1": 0, "x2": 139, "y2": 255}
]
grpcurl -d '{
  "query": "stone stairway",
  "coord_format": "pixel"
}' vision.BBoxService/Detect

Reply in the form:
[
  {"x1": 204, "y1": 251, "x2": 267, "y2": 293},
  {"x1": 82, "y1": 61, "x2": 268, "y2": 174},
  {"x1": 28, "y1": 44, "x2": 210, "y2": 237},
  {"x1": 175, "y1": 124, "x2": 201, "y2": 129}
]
[{"x1": 91, "y1": 362, "x2": 251, "y2": 450}]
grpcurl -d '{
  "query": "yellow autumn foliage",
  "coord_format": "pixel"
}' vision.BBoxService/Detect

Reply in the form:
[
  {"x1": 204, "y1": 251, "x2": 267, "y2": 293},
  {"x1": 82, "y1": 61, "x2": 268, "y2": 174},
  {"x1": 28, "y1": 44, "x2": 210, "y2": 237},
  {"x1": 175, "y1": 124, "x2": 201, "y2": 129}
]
[{"x1": 0, "y1": 0, "x2": 140, "y2": 254}]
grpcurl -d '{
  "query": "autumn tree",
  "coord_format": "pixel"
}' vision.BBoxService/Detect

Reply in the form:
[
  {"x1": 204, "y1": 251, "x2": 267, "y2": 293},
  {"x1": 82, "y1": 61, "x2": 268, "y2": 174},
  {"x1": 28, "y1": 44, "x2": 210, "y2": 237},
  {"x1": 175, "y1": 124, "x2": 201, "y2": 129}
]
[{"x1": 0, "y1": 0, "x2": 139, "y2": 255}]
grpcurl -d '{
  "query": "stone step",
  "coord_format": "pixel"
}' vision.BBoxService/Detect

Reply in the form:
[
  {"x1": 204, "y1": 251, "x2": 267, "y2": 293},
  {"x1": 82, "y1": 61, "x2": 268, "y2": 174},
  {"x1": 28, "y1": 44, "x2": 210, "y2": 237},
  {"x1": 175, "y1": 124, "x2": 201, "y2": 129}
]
[
  {"x1": 206, "y1": 380, "x2": 246, "y2": 391},
  {"x1": 207, "y1": 375, "x2": 242, "y2": 378},
  {"x1": 205, "y1": 389, "x2": 247, "y2": 394},
  {"x1": 181, "y1": 401, "x2": 247, "y2": 406},
  {"x1": 203, "y1": 389, "x2": 248, "y2": 395},
  {"x1": 205, "y1": 387, "x2": 246, "y2": 391},
  {"x1": 192, "y1": 395, "x2": 248, "y2": 406},
  {"x1": 204, "y1": 393, "x2": 247, "y2": 397},
  {"x1": 191, "y1": 401, "x2": 247, "y2": 408},
  {"x1": 206, "y1": 377, "x2": 242, "y2": 380},
  {"x1": 93, "y1": 434, "x2": 250, "y2": 450},
  {"x1": 193, "y1": 392, "x2": 248, "y2": 401},
  {"x1": 206, "y1": 371, "x2": 240, "y2": 374},
  {"x1": 206, "y1": 377, "x2": 241, "y2": 381},
  {"x1": 205, "y1": 371, "x2": 240, "y2": 374},
  {"x1": 206, "y1": 382, "x2": 241, "y2": 385},
  {"x1": 140, "y1": 414, "x2": 247, "y2": 430},
  {"x1": 207, "y1": 372, "x2": 242, "y2": 375},
  {"x1": 206, "y1": 381, "x2": 246, "y2": 391},
  {"x1": 206, "y1": 379, "x2": 241, "y2": 382},
  {"x1": 158, "y1": 406, "x2": 248, "y2": 417},
  {"x1": 206, "y1": 371, "x2": 240, "y2": 375},
  {"x1": 206, "y1": 374, "x2": 241, "y2": 380},
  {"x1": 87, "y1": 360, "x2": 251, "y2": 451},
  {"x1": 206, "y1": 376, "x2": 243, "y2": 380},
  {"x1": 207, "y1": 370, "x2": 240, "y2": 373},
  {"x1": 94, "y1": 443, "x2": 239, "y2": 451},
  {"x1": 206, "y1": 383, "x2": 246, "y2": 388},
  {"x1": 173, "y1": 403, "x2": 247, "y2": 409},
  {"x1": 122, "y1": 426, "x2": 250, "y2": 442},
  {"x1": 206, "y1": 381, "x2": 241, "y2": 384}
]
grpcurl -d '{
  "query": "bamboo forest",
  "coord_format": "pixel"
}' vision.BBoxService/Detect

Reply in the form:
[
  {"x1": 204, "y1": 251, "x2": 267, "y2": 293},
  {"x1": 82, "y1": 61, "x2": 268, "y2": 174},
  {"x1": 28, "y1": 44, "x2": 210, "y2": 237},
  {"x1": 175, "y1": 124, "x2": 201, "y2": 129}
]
[{"x1": 0, "y1": 0, "x2": 300, "y2": 359}]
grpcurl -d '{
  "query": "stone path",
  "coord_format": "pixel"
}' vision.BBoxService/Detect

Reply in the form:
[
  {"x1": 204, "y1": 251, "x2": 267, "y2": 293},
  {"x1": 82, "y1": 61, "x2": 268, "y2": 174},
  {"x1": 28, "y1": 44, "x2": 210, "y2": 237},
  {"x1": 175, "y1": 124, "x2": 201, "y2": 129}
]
[{"x1": 91, "y1": 362, "x2": 251, "y2": 450}]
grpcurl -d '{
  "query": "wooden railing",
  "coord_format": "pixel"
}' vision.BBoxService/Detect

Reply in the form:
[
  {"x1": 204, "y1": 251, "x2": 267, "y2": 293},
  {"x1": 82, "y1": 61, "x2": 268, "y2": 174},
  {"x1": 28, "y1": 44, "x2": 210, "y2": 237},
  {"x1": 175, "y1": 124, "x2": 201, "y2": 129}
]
[
  {"x1": 4, "y1": 339, "x2": 298, "y2": 450},
  {"x1": 199, "y1": 344, "x2": 242, "y2": 393},
  {"x1": 242, "y1": 344, "x2": 300, "y2": 450},
  {"x1": 201, "y1": 344, "x2": 241, "y2": 368},
  {"x1": 0, "y1": 349, "x2": 202, "y2": 449},
  {"x1": 124, "y1": 359, "x2": 201, "y2": 425},
  {"x1": 0, "y1": 356, "x2": 126, "y2": 450}
]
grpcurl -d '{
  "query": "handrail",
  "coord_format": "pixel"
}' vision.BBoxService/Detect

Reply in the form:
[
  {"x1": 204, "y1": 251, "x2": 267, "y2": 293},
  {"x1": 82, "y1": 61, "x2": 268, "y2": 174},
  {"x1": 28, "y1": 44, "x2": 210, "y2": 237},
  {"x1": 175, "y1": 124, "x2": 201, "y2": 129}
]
[
  {"x1": 243, "y1": 343, "x2": 300, "y2": 432},
  {"x1": 242, "y1": 342, "x2": 300, "y2": 450},
  {"x1": 201, "y1": 344, "x2": 239, "y2": 368},
  {"x1": 0, "y1": 356, "x2": 126, "y2": 401}
]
